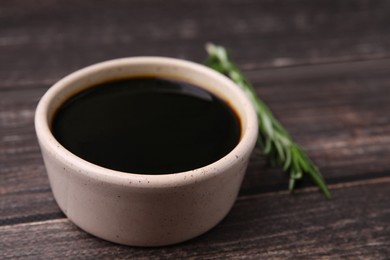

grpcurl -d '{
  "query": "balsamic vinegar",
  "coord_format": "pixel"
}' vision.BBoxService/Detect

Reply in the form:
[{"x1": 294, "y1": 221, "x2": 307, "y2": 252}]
[{"x1": 52, "y1": 77, "x2": 241, "y2": 174}]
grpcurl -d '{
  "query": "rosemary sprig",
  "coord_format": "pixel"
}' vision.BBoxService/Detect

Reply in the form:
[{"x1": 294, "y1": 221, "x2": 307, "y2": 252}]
[{"x1": 205, "y1": 43, "x2": 331, "y2": 199}]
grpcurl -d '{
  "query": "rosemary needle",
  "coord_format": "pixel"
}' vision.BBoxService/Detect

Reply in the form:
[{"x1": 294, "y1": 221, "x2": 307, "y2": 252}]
[{"x1": 205, "y1": 43, "x2": 331, "y2": 199}]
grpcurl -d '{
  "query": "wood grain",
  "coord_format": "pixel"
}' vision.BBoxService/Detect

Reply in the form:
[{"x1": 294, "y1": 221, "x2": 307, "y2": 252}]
[
  {"x1": 1, "y1": 0, "x2": 390, "y2": 89},
  {"x1": 1, "y1": 180, "x2": 389, "y2": 259}
]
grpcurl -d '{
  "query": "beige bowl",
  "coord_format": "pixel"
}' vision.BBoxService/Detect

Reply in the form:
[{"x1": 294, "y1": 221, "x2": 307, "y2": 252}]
[{"x1": 35, "y1": 57, "x2": 258, "y2": 246}]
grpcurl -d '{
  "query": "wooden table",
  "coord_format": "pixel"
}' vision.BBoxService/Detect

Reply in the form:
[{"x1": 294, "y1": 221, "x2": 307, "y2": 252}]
[{"x1": 1, "y1": 1, "x2": 389, "y2": 258}]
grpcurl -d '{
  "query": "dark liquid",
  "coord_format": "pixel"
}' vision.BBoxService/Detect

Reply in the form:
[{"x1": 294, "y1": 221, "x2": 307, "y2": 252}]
[{"x1": 52, "y1": 77, "x2": 241, "y2": 174}]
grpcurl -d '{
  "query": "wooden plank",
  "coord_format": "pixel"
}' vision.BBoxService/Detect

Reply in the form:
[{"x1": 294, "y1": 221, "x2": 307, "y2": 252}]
[
  {"x1": 1, "y1": 0, "x2": 390, "y2": 89},
  {"x1": 1, "y1": 59, "x2": 390, "y2": 224},
  {"x1": 1, "y1": 179, "x2": 389, "y2": 259}
]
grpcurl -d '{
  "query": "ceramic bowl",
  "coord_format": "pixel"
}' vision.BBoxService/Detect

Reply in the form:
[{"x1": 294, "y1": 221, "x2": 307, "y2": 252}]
[{"x1": 35, "y1": 57, "x2": 258, "y2": 246}]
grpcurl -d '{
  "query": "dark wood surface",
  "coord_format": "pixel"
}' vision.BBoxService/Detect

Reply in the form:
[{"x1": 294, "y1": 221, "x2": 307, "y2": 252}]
[{"x1": 1, "y1": 0, "x2": 389, "y2": 259}]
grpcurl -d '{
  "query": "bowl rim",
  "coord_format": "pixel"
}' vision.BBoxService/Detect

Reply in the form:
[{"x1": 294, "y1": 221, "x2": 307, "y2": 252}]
[{"x1": 34, "y1": 57, "x2": 258, "y2": 189}]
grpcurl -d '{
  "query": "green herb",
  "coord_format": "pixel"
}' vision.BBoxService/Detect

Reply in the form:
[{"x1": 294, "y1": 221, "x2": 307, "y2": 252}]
[{"x1": 205, "y1": 43, "x2": 331, "y2": 199}]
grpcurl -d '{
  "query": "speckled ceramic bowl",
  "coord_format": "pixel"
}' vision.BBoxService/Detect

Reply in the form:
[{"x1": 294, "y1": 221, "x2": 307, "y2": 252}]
[{"x1": 34, "y1": 57, "x2": 258, "y2": 246}]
